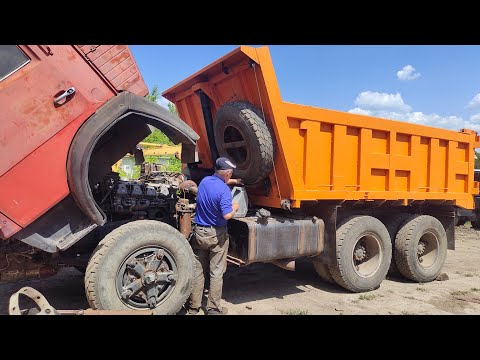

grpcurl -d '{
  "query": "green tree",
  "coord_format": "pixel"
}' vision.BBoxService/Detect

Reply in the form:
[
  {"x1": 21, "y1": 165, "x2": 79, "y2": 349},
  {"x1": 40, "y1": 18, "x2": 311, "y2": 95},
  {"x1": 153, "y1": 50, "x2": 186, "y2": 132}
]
[
  {"x1": 167, "y1": 102, "x2": 179, "y2": 116},
  {"x1": 114, "y1": 84, "x2": 181, "y2": 178},
  {"x1": 143, "y1": 84, "x2": 179, "y2": 145},
  {"x1": 143, "y1": 130, "x2": 174, "y2": 145},
  {"x1": 475, "y1": 151, "x2": 480, "y2": 169},
  {"x1": 145, "y1": 84, "x2": 178, "y2": 116},
  {"x1": 146, "y1": 84, "x2": 159, "y2": 102}
]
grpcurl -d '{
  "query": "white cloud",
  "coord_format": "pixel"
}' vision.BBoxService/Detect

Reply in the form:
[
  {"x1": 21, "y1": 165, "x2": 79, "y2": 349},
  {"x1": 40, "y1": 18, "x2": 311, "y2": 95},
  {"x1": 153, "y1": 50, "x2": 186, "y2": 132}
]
[
  {"x1": 397, "y1": 65, "x2": 421, "y2": 81},
  {"x1": 354, "y1": 91, "x2": 412, "y2": 113},
  {"x1": 349, "y1": 91, "x2": 480, "y2": 131},
  {"x1": 470, "y1": 113, "x2": 480, "y2": 122},
  {"x1": 467, "y1": 93, "x2": 480, "y2": 109},
  {"x1": 156, "y1": 96, "x2": 172, "y2": 109}
]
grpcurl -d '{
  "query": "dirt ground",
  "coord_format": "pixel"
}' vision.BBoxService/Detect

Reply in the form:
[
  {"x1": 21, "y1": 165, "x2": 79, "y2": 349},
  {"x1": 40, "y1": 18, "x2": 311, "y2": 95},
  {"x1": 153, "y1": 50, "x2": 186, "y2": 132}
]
[{"x1": 1, "y1": 225, "x2": 480, "y2": 315}]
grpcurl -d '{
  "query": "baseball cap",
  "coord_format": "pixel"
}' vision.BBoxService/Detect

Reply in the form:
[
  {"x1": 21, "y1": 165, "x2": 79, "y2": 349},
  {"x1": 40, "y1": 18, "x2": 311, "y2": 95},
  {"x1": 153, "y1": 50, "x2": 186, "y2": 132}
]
[{"x1": 215, "y1": 157, "x2": 237, "y2": 170}]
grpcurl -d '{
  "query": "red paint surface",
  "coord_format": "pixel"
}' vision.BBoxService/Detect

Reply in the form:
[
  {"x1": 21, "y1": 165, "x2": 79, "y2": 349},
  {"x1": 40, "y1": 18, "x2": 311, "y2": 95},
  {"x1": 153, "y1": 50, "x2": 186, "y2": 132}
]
[
  {"x1": 0, "y1": 45, "x2": 148, "y2": 237},
  {"x1": 0, "y1": 212, "x2": 22, "y2": 240}
]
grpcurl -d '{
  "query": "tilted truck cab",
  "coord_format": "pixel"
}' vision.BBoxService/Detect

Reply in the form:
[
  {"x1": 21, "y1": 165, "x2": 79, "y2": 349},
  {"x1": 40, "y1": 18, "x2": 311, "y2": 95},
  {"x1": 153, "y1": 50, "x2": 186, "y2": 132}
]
[
  {"x1": 0, "y1": 45, "x2": 198, "y2": 244},
  {"x1": 0, "y1": 46, "x2": 201, "y2": 313}
]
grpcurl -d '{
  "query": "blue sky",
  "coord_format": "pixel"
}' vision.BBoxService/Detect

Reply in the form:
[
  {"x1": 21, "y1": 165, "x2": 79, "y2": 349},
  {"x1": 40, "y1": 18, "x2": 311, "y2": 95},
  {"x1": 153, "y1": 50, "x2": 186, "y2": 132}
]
[{"x1": 130, "y1": 45, "x2": 480, "y2": 131}]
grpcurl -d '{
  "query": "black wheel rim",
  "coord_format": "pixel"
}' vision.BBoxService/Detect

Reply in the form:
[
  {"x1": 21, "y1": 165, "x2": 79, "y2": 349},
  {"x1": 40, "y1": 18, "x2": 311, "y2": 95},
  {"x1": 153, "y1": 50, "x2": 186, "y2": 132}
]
[
  {"x1": 116, "y1": 246, "x2": 178, "y2": 309},
  {"x1": 221, "y1": 123, "x2": 250, "y2": 169}
]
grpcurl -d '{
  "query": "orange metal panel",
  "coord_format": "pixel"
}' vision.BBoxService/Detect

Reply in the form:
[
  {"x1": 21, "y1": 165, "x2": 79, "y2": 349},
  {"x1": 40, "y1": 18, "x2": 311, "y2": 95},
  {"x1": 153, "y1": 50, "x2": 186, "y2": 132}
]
[{"x1": 162, "y1": 46, "x2": 479, "y2": 210}]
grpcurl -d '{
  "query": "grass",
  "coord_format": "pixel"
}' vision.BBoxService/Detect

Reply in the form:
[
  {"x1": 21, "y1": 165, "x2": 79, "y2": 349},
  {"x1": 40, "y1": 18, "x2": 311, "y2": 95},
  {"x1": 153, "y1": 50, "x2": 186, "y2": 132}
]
[
  {"x1": 117, "y1": 155, "x2": 181, "y2": 180},
  {"x1": 358, "y1": 294, "x2": 376, "y2": 301},
  {"x1": 416, "y1": 287, "x2": 428, "y2": 292},
  {"x1": 400, "y1": 311, "x2": 413, "y2": 315},
  {"x1": 471, "y1": 288, "x2": 480, "y2": 292},
  {"x1": 465, "y1": 273, "x2": 474, "y2": 277},
  {"x1": 450, "y1": 290, "x2": 470, "y2": 296},
  {"x1": 281, "y1": 309, "x2": 310, "y2": 315}
]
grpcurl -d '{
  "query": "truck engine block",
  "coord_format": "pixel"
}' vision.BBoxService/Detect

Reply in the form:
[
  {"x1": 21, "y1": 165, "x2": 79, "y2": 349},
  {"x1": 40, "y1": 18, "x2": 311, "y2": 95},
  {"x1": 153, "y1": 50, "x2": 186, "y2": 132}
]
[{"x1": 94, "y1": 171, "x2": 189, "y2": 223}]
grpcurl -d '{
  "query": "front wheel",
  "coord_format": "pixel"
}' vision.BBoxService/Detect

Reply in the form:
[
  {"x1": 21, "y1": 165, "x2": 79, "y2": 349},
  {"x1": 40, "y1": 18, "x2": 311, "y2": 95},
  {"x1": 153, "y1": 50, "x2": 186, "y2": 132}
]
[{"x1": 85, "y1": 220, "x2": 194, "y2": 315}]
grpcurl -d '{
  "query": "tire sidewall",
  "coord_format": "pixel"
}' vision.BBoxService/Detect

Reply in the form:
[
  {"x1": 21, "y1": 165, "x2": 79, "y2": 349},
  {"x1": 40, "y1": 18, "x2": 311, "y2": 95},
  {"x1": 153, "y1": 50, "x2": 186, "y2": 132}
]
[
  {"x1": 93, "y1": 221, "x2": 194, "y2": 315},
  {"x1": 336, "y1": 217, "x2": 392, "y2": 291},
  {"x1": 214, "y1": 102, "x2": 272, "y2": 184},
  {"x1": 313, "y1": 261, "x2": 335, "y2": 284},
  {"x1": 382, "y1": 214, "x2": 414, "y2": 275},
  {"x1": 401, "y1": 217, "x2": 447, "y2": 282}
]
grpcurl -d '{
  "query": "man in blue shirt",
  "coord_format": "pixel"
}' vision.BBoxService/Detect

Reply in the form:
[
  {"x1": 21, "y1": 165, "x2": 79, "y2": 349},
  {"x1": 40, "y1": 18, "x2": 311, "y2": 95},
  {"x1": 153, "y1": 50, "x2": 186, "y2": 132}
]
[{"x1": 188, "y1": 157, "x2": 241, "y2": 315}]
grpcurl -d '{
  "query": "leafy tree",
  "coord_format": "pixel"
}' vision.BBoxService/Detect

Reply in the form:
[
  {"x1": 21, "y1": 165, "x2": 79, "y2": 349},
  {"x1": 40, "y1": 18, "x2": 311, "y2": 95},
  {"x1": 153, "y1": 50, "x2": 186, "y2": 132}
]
[
  {"x1": 116, "y1": 85, "x2": 183, "y2": 179},
  {"x1": 143, "y1": 130, "x2": 174, "y2": 145},
  {"x1": 145, "y1": 84, "x2": 159, "y2": 102},
  {"x1": 167, "y1": 102, "x2": 179, "y2": 116},
  {"x1": 166, "y1": 156, "x2": 182, "y2": 172},
  {"x1": 475, "y1": 151, "x2": 480, "y2": 169},
  {"x1": 143, "y1": 84, "x2": 178, "y2": 145}
]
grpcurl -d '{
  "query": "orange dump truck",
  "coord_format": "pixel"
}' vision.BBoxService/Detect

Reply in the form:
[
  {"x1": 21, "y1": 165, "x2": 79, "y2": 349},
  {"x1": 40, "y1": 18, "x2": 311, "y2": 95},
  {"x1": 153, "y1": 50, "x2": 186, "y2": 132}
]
[{"x1": 163, "y1": 45, "x2": 480, "y2": 292}]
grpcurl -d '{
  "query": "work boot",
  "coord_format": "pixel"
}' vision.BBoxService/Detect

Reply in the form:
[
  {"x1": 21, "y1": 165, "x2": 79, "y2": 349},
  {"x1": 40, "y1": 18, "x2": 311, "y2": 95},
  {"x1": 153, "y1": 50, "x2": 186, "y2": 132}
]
[{"x1": 207, "y1": 307, "x2": 228, "y2": 315}]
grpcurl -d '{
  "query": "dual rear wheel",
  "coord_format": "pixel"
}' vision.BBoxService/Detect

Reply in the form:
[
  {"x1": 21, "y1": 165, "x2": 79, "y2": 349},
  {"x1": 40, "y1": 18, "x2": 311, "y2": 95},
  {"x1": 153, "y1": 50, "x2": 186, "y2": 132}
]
[{"x1": 314, "y1": 214, "x2": 448, "y2": 292}]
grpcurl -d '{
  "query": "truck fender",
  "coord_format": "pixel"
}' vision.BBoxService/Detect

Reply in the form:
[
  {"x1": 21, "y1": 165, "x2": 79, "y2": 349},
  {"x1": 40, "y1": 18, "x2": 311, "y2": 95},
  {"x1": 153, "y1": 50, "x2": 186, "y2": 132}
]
[{"x1": 67, "y1": 91, "x2": 199, "y2": 225}]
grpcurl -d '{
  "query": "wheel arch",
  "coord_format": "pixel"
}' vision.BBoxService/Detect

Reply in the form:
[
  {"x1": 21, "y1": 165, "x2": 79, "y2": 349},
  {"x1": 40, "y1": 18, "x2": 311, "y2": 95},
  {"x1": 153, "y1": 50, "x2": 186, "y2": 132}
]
[{"x1": 67, "y1": 91, "x2": 199, "y2": 225}]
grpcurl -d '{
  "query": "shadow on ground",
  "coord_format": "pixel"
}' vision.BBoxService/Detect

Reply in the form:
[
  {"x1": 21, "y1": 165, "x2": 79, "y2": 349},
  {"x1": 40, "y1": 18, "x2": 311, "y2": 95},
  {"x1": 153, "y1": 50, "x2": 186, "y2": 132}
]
[
  {"x1": 0, "y1": 260, "x2": 353, "y2": 314},
  {"x1": 222, "y1": 261, "x2": 349, "y2": 305},
  {"x1": 0, "y1": 268, "x2": 89, "y2": 315}
]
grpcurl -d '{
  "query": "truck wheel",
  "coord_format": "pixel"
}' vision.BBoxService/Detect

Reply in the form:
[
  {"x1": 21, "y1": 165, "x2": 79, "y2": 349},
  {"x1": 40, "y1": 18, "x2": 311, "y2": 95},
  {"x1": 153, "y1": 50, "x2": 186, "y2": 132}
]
[
  {"x1": 471, "y1": 220, "x2": 480, "y2": 229},
  {"x1": 394, "y1": 215, "x2": 447, "y2": 282},
  {"x1": 214, "y1": 101, "x2": 274, "y2": 185},
  {"x1": 455, "y1": 216, "x2": 467, "y2": 226},
  {"x1": 381, "y1": 213, "x2": 414, "y2": 276},
  {"x1": 329, "y1": 216, "x2": 392, "y2": 292},
  {"x1": 313, "y1": 261, "x2": 335, "y2": 284},
  {"x1": 85, "y1": 220, "x2": 194, "y2": 315}
]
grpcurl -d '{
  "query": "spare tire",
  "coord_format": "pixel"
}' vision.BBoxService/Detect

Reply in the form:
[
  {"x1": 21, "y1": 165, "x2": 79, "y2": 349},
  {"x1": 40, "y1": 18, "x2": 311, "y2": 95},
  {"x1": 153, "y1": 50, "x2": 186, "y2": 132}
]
[{"x1": 214, "y1": 101, "x2": 274, "y2": 185}]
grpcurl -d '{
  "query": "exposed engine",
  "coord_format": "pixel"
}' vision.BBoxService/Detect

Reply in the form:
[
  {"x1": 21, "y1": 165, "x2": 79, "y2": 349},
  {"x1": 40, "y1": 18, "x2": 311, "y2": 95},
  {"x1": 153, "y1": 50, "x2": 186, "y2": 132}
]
[{"x1": 93, "y1": 171, "x2": 197, "y2": 226}]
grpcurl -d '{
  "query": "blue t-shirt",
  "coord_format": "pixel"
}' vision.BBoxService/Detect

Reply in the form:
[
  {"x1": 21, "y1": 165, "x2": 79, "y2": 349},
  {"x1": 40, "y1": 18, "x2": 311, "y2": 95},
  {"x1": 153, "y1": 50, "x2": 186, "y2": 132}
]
[{"x1": 194, "y1": 174, "x2": 233, "y2": 227}]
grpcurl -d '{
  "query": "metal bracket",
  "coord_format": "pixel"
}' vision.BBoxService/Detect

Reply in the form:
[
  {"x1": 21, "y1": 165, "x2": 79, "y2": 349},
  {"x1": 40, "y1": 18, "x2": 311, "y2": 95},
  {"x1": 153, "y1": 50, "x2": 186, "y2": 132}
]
[{"x1": 9, "y1": 287, "x2": 57, "y2": 315}]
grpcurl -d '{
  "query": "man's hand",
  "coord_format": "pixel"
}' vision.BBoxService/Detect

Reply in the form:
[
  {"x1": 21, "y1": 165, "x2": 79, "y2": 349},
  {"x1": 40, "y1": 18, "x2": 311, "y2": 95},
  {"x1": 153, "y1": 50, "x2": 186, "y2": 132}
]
[
  {"x1": 227, "y1": 178, "x2": 244, "y2": 186},
  {"x1": 224, "y1": 202, "x2": 240, "y2": 220}
]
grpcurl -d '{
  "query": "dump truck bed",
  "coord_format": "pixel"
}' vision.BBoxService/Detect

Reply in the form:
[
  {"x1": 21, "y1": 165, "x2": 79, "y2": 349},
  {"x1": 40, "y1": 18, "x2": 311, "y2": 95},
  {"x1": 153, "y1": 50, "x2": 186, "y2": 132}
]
[{"x1": 163, "y1": 46, "x2": 480, "y2": 209}]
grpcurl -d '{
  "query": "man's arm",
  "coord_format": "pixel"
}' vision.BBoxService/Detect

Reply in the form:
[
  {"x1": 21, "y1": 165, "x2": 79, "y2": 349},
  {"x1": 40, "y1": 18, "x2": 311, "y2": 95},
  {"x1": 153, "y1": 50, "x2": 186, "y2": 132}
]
[
  {"x1": 226, "y1": 178, "x2": 244, "y2": 186},
  {"x1": 220, "y1": 187, "x2": 239, "y2": 220},
  {"x1": 223, "y1": 202, "x2": 240, "y2": 220}
]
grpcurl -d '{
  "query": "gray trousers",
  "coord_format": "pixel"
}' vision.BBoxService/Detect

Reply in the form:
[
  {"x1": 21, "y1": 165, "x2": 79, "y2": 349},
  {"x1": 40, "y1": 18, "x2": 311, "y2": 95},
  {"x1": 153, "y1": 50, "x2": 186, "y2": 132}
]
[{"x1": 189, "y1": 225, "x2": 229, "y2": 311}]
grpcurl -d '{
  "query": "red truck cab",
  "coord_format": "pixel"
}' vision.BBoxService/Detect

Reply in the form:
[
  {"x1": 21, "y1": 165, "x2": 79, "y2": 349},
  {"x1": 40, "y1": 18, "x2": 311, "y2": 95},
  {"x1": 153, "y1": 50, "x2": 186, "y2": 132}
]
[{"x1": 0, "y1": 45, "x2": 198, "y2": 249}]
